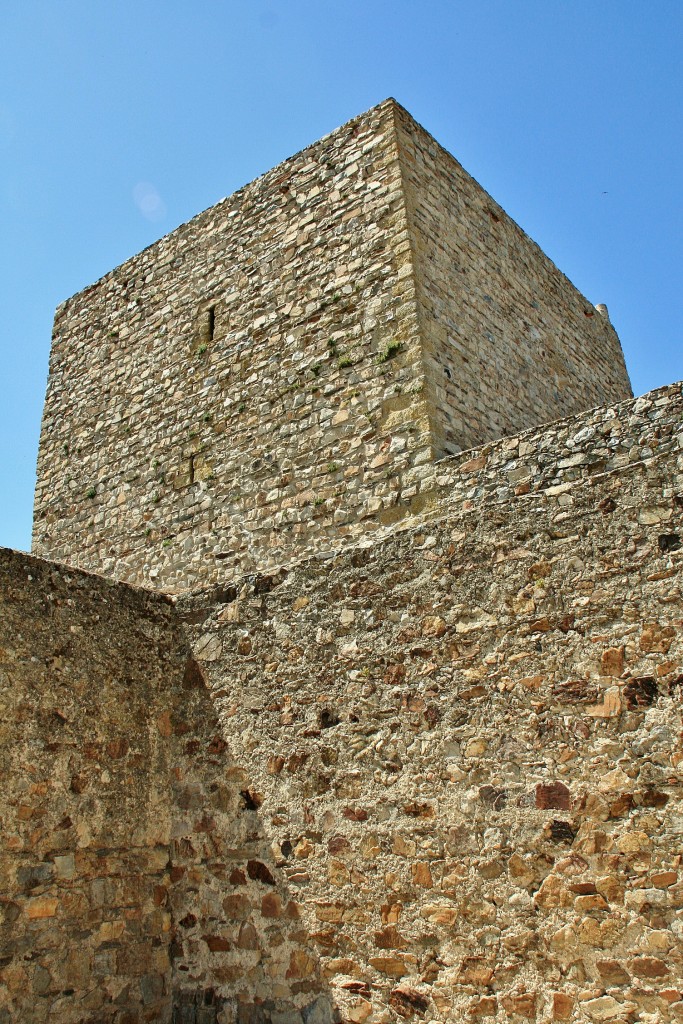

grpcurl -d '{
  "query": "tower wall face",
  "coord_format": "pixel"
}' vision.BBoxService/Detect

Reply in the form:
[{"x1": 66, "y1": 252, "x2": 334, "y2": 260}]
[
  {"x1": 34, "y1": 100, "x2": 633, "y2": 591},
  {"x1": 33, "y1": 101, "x2": 434, "y2": 591},
  {"x1": 394, "y1": 106, "x2": 632, "y2": 456}
]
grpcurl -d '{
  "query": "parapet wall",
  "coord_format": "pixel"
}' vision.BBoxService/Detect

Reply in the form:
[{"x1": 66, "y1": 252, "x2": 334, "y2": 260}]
[
  {"x1": 414, "y1": 380, "x2": 683, "y2": 522},
  {"x1": 0, "y1": 551, "x2": 340, "y2": 1024},
  {"x1": 0, "y1": 551, "x2": 256, "y2": 1024}
]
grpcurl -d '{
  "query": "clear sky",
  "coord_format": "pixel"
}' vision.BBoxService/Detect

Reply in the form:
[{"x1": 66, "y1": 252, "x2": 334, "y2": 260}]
[{"x1": 1, "y1": 1, "x2": 681, "y2": 553}]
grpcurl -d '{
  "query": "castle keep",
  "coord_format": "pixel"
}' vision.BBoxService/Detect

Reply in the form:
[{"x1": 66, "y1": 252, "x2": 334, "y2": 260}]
[
  {"x1": 2, "y1": 102, "x2": 682, "y2": 1024},
  {"x1": 33, "y1": 100, "x2": 630, "y2": 590}
]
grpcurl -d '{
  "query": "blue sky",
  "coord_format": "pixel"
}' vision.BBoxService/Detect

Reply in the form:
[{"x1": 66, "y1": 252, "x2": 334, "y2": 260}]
[{"x1": 1, "y1": 1, "x2": 681, "y2": 553}]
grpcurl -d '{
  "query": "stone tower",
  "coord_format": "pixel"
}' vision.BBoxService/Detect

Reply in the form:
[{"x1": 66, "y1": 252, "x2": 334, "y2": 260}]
[{"x1": 33, "y1": 99, "x2": 631, "y2": 591}]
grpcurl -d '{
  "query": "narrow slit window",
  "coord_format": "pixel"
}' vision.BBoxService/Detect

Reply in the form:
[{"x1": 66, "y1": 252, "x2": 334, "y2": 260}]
[{"x1": 207, "y1": 306, "x2": 216, "y2": 341}]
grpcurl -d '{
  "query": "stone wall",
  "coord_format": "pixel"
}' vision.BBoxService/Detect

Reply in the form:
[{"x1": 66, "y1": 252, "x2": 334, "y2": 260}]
[
  {"x1": 33, "y1": 100, "x2": 432, "y2": 592},
  {"x1": 4, "y1": 374, "x2": 683, "y2": 1023},
  {"x1": 0, "y1": 551, "x2": 353, "y2": 1024},
  {"x1": 394, "y1": 104, "x2": 631, "y2": 457},
  {"x1": 0, "y1": 550, "x2": 256, "y2": 1024},
  {"x1": 410, "y1": 381, "x2": 683, "y2": 525},
  {"x1": 33, "y1": 99, "x2": 632, "y2": 594},
  {"x1": 0, "y1": 551, "x2": 182, "y2": 1021},
  {"x1": 178, "y1": 423, "x2": 683, "y2": 1024}
]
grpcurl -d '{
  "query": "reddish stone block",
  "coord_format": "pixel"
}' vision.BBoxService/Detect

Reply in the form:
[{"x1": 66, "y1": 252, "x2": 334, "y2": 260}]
[
  {"x1": 630, "y1": 957, "x2": 669, "y2": 978},
  {"x1": 502, "y1": 993, "x2": 536, "y2": 1018},
  {"x1": 236, "y1": 922, "x2": 259, "y2": 950},
  {"x1": 552, "y1": 993, "x2": 573, "y2": 1020},
  {"x1": 106, "y1": 737, "x2": 129, "y2": 759},
  {"x1": 597, "y1": 960, "x2": 631, "y2": 986},
  {"x1": 285, "y1": 949, "x2": 315, "y2": 979},
  {"x1": 601, "y1": 647, "x2": 624, "y2": 676},
  {"x1": 623, "y1": 676, "x2": 659, "y2": 708},
  {"x1": 390, "y1": 985, "x2": 430, "y2": 1018},
  {"x1": 651, "y1": 871, "x2": 677, "y2": 888},
  {"x1": 459, "y1": 958, "x2": 494, "y2": 987},
  {"x1": 343, "y1": 807, "x2": 368, "y2": 822},
  {"x1": 471, "y1": 997, "x2": 498, "y2": 1017},
  {"x1": 369, "y1": 957, "x2": 408, "y2": 977},
  {"x1": 640, "y1": 624, "x2": 675, "y2": 654},
  {"x1": 535, "y1": 782, "x2": 571, "y2": 810},
  {"x1": 411, "y1": 862, "x2": 433, "y2": 887},
  {"x1": 246, "y1": 860, "x2": 275, "y2": 885},
  {"x1": 261, "y1": 893, "x2": 281, "y2": 918},
  {"x1": 26, "y1": 897, "x2": 58, "y2": 919},
  {"x1": 374, "y1": 926, "x2": 408, "y2": 950},
  {"x1": 328, "y1": 836, "x2": 352, "y2": 855},
  {"x1": 203, "y1": 934, "x2": 230, "y2": 952},
  {"x1": 222, "y1": 894, "x2": 251, "y2": 920},
  {"x1": 460, "y1": 454, "x2": 488, "y2": 474}
]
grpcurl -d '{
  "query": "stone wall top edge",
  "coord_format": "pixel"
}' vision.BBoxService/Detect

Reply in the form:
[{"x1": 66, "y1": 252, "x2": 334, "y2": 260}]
[
  {"x1": 394, "y1": 103, "x2": 630, "y2": 337},
  {"x1": 0, "y1": 544, "x2": 175, "y2": 610},
  {"x1": 442, "y1": 378, "x2": 682, "y2": 463},
  {"x1": 177, "y1": 443, "x2": 677, "y2": 615},
  {"x1": 54, "y1": 97, "x2": 399, "y2": 316},
  {"x1": 176, "y1": 377, "x2": 683, "y2": 605}
]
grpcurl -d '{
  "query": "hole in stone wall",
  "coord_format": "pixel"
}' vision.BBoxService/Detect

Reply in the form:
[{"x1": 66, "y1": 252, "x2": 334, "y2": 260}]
[
  {"x1": 240, "y1": 789, "x2": 263, "y2": 811},
  {"x1": 548, "y1": 820, "x2": 576, "y2": 845},
  {"x1": 623, "y1": 676, "x2": 659, "y2": 709},
  {"x1": 319, "y1": 709, "x2": 340, "y2": 729},
  {"x1": 247, "y1": 860, "x2": 276, "y2": 885},
  {"x1": 197, "y1": 304, "x2": 216, "y2": 348}
]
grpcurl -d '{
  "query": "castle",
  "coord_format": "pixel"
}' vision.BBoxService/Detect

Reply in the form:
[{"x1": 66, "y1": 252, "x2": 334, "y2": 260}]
[{"x1": 2, "y1": 101, "x2": 681, "y2": 1024}]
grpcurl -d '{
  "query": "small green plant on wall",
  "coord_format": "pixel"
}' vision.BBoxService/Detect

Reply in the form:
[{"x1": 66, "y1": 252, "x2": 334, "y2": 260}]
[{"x1": 377, "y1": 341, "x2": 402, "y2": 364}]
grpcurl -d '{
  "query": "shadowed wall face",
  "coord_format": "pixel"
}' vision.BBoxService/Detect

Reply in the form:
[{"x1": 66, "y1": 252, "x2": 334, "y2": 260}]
[
  {"x1": 0, "y1": 551, "x2": 338, "y2": 1024},
  {"x1": 0, "y1": 553, "x2": 181, "y2": 1021}
]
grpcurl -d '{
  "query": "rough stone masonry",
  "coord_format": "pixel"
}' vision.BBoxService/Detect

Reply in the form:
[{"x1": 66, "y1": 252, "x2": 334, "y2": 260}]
[{"x1": 1, "y1": 102, "x2": 680, "y2": 1024}]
